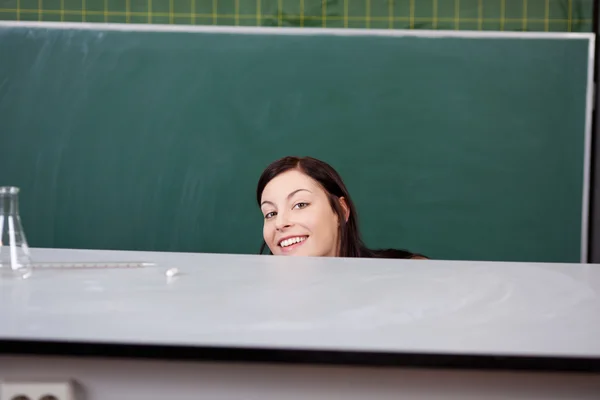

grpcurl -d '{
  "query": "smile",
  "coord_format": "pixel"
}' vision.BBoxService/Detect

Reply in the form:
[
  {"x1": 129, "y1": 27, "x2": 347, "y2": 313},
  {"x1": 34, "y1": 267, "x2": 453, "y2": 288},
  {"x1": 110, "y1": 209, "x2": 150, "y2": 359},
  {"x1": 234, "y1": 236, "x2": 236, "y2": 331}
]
[{"x1": 278, "y1": 236, "x2": 308, "y2": 250}]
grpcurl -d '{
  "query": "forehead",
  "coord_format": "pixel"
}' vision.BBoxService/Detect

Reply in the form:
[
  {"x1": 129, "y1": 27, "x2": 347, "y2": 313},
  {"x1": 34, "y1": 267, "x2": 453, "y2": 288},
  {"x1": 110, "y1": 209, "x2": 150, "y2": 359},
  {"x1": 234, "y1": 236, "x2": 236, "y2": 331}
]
[{"x1": 261, "y1": 170, "x2": 322, "y2": 201}]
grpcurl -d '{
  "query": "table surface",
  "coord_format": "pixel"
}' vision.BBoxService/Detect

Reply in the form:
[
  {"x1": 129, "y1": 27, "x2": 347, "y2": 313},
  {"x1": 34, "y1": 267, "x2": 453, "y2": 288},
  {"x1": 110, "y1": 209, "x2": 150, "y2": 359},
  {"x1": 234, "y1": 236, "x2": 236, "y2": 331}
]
[{"x1": 1, "y1": 248, "x2": 600, "y2": 370}]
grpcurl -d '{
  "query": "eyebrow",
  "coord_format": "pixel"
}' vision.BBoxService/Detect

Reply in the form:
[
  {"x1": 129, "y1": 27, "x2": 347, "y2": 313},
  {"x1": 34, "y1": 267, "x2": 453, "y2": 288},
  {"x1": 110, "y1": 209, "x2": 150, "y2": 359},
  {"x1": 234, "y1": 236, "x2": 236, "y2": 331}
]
[{"x1": 260, "y1": 188, "x2": 312, "y2": 207}]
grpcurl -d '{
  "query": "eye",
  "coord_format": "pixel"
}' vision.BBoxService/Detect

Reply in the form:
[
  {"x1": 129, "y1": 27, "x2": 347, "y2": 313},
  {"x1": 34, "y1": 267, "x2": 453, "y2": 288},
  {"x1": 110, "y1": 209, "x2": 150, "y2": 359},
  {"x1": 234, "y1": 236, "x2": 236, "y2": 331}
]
[
  {"x1": 264, "y1": 211, "x2": 277, "y2": 220},
  {"x1": 293, "y1": 202, "x2": 309, "y2": 210}
]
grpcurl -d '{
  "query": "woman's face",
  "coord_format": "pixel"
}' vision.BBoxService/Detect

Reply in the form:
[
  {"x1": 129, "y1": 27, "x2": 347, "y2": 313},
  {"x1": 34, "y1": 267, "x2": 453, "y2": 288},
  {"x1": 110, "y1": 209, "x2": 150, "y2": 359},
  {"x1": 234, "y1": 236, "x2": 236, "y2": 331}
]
[{"x1": 260, "y1": 169, "x2": 345, "y2": 257}]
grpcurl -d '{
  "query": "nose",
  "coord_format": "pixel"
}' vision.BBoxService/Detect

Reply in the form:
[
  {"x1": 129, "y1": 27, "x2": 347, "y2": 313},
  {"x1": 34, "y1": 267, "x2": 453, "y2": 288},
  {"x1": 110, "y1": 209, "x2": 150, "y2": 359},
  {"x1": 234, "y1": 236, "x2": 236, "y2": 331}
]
[{"x1": 275, "y1": 210, "x2": 292, "y2": 231}]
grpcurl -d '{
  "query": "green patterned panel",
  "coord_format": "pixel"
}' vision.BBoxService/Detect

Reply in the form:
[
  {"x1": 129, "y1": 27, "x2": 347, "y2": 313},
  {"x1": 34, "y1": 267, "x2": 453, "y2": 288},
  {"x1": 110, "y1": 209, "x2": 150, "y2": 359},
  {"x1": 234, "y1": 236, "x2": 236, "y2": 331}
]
[{"x1": 0, "y1": 0, "x2": 594, "y2": 31}]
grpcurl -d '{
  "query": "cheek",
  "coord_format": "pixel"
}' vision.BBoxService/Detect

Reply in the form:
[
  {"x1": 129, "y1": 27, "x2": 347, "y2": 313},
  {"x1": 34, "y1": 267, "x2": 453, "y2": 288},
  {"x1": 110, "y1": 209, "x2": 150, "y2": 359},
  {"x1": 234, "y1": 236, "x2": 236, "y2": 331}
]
[
  {"x1": 263, "y1": 222, "x2": 282, "y2": 254},
  {"x1": 306, "y1": 207, "x2": 338, "y2": 240},
  {"x1": 295, "y1": 210, "x2": 319, "y2": 232},
  {"x1": 263, "y1": 223, "x2": 274, "y2": 244}
]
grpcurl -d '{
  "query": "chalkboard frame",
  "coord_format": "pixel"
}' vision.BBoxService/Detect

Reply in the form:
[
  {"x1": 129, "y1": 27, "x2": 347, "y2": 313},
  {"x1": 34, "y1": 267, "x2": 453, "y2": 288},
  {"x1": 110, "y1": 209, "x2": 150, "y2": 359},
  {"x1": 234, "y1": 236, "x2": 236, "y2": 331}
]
[{"x1": 589, "y1": 2, "x2": 600, "y2": 263}]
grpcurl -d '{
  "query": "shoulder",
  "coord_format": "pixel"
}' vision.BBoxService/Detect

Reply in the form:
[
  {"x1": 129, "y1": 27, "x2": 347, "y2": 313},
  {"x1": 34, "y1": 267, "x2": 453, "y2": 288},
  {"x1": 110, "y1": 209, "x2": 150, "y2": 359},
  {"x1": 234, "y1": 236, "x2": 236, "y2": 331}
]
[{"x1": 363, "y1": 248, "x2": 428, "y2": 260}]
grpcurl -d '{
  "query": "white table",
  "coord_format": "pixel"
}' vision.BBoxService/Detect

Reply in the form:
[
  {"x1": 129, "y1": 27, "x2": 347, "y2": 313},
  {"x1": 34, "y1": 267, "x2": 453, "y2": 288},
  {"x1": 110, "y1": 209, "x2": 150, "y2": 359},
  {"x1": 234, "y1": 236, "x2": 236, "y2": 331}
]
[{"x1": 1, "y1": 248, "x2": 600, "y2": 399}]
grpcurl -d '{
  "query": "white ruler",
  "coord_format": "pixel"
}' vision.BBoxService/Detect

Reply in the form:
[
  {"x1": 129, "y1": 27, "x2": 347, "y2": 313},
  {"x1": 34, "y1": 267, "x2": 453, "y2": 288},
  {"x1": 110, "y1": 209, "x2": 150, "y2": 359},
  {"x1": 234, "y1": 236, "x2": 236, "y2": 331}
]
[{"x1": 29, "y1": 262, "x2": 155, "y2": 269}]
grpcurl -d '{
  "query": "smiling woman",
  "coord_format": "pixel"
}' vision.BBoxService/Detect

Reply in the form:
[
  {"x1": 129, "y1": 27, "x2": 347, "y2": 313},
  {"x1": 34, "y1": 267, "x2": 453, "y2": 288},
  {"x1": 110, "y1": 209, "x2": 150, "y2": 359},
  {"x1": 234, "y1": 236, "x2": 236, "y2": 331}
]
[{"x1": 256, "y1": 156, "x2": 427, "y2": 259}]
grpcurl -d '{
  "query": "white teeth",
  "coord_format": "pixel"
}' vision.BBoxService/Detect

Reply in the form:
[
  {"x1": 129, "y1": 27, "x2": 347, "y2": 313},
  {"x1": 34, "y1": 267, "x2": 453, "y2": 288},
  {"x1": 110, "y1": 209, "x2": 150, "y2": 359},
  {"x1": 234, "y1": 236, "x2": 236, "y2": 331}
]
[{"x1": 280, "y1": 236, "x2": 306, "y2": 248}]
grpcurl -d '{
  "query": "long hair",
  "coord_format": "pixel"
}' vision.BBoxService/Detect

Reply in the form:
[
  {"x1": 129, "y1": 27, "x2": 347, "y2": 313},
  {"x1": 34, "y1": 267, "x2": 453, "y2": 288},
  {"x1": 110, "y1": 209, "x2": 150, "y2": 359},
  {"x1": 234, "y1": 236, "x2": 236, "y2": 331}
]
[{"x1": 256, "y1": 156, "x2": 424, "y2": 259}]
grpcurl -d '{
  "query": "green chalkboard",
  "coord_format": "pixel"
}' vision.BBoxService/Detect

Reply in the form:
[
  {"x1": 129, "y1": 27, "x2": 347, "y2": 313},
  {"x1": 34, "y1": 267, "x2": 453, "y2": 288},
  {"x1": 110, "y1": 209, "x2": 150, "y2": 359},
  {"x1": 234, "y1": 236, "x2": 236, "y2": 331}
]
[{"x1": 0, "y1": 22, "x2": 593, "y2": 263}]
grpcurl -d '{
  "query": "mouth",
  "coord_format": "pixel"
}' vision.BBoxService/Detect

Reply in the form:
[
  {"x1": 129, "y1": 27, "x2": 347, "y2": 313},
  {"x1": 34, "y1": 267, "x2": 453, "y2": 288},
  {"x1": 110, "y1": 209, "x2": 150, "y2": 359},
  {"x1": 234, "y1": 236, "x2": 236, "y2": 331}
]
[{"x1": 277, "y1": 235, "x2": 309, "y2": 253}]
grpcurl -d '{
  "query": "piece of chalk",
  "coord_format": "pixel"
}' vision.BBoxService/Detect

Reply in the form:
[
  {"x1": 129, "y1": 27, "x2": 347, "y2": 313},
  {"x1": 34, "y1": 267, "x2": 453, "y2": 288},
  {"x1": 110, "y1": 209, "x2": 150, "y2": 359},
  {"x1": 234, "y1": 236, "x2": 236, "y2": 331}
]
[{"x1": 165, "y1": 268, "x2": 179, "y2": 278}]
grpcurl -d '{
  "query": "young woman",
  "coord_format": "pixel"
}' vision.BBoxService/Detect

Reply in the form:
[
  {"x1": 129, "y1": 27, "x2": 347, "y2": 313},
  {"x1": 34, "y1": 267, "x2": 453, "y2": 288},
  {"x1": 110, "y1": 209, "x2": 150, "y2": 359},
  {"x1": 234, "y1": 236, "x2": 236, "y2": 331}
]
[{"x1": 256, "y1": 156, "x2": 427, "y2": 259}]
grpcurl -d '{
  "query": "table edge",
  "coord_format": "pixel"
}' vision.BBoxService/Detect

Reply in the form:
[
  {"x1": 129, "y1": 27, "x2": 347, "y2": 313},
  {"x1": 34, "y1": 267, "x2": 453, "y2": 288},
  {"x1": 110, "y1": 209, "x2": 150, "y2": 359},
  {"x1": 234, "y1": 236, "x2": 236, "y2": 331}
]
[{"x1": 1, "y1": 339, "x2": 599, "y2": 373}]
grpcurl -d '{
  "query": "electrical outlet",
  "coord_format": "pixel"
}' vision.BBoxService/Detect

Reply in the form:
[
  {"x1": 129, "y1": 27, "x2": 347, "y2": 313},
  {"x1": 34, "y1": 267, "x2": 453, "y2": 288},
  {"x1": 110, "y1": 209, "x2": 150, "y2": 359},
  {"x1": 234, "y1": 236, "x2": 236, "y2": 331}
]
[{"x1": 0, "y1": 380, "x2": 77, "y2": 400}]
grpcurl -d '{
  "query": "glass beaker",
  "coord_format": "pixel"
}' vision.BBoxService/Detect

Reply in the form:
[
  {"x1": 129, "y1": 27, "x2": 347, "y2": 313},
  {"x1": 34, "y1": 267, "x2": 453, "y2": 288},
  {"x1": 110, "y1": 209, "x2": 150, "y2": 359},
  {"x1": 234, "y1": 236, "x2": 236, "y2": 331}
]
[{"x1": 0, "y1": 186, "x2": 32, "y2": 279}]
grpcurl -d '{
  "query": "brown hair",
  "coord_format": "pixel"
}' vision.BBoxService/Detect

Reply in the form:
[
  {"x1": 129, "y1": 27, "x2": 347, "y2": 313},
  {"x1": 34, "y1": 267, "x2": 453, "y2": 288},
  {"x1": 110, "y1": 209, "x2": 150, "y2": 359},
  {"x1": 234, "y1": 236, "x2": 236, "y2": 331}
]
[{"x1": 256, "y1": 156, "x2": 426, "y2": 259}]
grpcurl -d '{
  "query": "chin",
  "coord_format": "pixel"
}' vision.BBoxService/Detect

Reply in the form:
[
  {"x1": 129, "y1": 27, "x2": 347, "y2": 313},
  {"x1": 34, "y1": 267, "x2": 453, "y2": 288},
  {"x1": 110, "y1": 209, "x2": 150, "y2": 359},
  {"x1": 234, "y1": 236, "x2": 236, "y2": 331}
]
[
  {"x1": 272, "y1": 247, "x2": 312, "y2": 257},
  {"x1": 275, "y1": 250, "x2": 308, "y2": 257}
]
